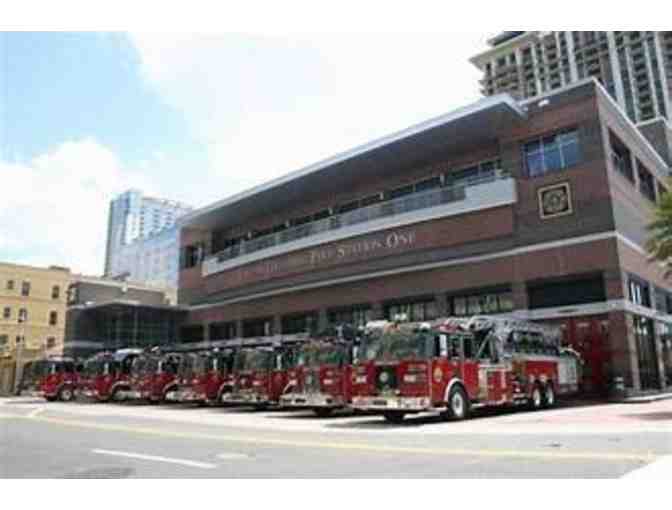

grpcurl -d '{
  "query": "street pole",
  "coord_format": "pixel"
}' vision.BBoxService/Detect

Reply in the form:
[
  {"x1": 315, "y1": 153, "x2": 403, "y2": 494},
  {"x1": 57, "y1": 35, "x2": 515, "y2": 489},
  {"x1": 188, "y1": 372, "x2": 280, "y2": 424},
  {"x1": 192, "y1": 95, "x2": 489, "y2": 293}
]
[{"x1": 13, "y1": 314, "x2": 25, "y2": 395}]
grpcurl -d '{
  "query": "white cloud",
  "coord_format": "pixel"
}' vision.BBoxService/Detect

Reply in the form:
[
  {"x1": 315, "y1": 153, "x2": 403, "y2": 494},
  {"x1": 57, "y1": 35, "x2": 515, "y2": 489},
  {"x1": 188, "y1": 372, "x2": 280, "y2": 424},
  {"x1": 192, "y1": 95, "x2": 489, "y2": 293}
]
[
  {"x1": 0, "y1": 139, "x2": 150, "y2": 275},
  {"x1": 129, "y1": 33, "x2": 487, "y2": 204}
]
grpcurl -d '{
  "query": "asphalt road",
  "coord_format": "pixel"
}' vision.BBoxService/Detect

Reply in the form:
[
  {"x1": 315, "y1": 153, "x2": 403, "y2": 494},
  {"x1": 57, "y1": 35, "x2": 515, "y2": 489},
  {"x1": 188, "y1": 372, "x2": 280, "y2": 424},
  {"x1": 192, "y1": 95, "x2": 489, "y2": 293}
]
[{"x1": 1, "y1": 397, "x2": 671, "y2": 478}]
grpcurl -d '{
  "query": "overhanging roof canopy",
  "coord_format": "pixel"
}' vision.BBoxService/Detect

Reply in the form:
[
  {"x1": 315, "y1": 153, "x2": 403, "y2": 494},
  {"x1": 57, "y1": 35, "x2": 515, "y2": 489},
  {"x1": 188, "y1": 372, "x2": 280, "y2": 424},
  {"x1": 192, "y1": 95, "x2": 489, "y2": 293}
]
[{"x1": 182, "y1": 93, "x2": 527, "y2": 231}]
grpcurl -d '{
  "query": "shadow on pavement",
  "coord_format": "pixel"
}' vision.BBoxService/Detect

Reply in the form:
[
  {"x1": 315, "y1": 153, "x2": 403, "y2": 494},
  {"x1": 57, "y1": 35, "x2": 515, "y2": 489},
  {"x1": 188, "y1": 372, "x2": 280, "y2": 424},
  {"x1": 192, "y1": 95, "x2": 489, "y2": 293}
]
[{"x1": 622, "y1": 411, "x2": 672, "y2": 421}]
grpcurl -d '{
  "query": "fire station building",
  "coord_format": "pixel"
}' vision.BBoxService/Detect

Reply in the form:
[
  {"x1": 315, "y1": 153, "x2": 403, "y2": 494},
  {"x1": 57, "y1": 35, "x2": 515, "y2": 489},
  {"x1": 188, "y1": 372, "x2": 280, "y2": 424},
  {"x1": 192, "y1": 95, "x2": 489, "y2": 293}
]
[{"x1": 179, "y1": 79, "x2": 672, "y2": 397}]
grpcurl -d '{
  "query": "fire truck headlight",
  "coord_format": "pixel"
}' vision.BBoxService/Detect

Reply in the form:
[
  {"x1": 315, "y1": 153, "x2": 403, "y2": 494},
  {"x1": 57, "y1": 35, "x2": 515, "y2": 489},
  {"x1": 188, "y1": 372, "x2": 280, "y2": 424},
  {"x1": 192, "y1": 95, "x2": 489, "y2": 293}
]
[
  {"x1": 433, "y1": 367, "x2": 443, "y2": 383},
  {"x1": 403, "y1": 374, "x2": 417, "y2": 383}
]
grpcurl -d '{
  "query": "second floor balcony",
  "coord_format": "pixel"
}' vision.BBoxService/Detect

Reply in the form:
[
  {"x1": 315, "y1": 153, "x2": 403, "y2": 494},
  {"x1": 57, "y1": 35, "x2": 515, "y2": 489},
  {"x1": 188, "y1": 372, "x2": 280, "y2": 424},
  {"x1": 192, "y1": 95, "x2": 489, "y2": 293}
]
[{"x1": 202, "y1": 172, "x2": 516, "y2": 277}]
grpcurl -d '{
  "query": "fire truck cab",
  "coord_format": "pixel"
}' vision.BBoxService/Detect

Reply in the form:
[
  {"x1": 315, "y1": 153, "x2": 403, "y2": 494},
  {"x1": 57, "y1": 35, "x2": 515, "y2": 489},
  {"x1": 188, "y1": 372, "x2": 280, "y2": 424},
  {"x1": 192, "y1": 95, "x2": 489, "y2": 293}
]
[
  {"x1": 350, "y1": 316, "x2": 580, "y2": 423},
  {"x1": 280, "y1": 325, "x2": 359, "y2": 417},
  {"x1": 167, "y1": 349, "x2": 235, "y2": 404},
  {"x1": 77, "y1": 349, "x2": 142, "y2": 402},
  {"x1": 122, "y1": 351, "x2": 182, "y2": 403},
  {"x1": 20, "y1": 357, "x2": 80, "y2": 402},
  {"x1": 221, "y1": 342, "x2": 299, "y2": 409}
]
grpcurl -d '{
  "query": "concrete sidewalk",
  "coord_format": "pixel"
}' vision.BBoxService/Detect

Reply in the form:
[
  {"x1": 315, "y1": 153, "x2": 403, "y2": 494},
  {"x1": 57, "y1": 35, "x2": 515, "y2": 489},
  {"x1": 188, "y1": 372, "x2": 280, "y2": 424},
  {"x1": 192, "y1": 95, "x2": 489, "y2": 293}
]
[{"x1": 620, "y1": 391, "x2": 672, "y2": 404}]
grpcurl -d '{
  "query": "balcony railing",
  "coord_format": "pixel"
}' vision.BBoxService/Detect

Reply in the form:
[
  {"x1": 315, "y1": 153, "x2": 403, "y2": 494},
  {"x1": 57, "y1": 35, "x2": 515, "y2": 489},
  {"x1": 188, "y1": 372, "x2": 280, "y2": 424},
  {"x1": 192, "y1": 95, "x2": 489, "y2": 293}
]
[{"x1": 202, "y1": 172, "x2": 513, "y2": 276}]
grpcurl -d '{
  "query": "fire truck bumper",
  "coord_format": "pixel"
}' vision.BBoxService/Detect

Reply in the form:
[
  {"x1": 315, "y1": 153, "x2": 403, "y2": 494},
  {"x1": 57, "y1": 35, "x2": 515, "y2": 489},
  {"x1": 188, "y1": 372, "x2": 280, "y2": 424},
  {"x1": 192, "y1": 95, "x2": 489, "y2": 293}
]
[
  {"x1": 221, "y1": 392, "x2": 270, "y2": 405},
  {"x1": 166, "y1": 390, "x2": 205, "y2": 403},
  {"x1": 280, "y1": 393, "x2": 345, "y2": 408},
  {"x1": 351, "y1": 396, "x2": 431, "y2": 412},
  {"x1": 22, "y1": 390, "x2": 45, "y2": 398},
  {"x1": 117, "y1": 390, "x2": 150, "y2": 401},
  {"x1": 76, "y1": 389, "x2": 98, "y2": 399}
]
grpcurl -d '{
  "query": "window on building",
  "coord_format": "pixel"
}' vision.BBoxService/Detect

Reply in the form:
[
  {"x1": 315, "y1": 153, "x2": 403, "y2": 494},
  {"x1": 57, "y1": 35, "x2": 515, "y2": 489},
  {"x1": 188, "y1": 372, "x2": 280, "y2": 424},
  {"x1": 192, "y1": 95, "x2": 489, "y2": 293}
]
[
  {"x1": 528, "y1": 274, "x2": 606, "y2": 309},
  {"x1": 46, "y1": 337, "x2": 56, "y2": 349},
  {"x1": 445, "y1": 158, "x2": 502, "y2": 187},
  {"x1": 242, "y1": 317, "x2": 273, "y2": 338},
  {"x1": 18, "y1": 308, "x2": 28, "y2": 323},
  {"x1": 182, "y1": 244, "x2": 203, "y2": 269},
  {"x1": 6, "y1": 280, "x2": 14, "y2": 290},
  {"x1": 0, "y1": 335, "x2": 8, "y2": 346},
  {"x1": 49, "y1": 311, "x2": 58, "y2": 326},
  {"x1": 21, "y1": 281, "x2": 31, "y2": 297},
  {"x1": 415, "y1": 176, "x2": 442, "y2": 193},
  {"x1": 385, "y1": 299, "x2": 438, "y2": 322},
  {"x1": 281, "y1": 312, "x2": 318, "y2": 335},
  {"x1": 388, "y1": 184, "x2": 414, "y2": 200},
  {"x1": 3, "y1": 307, "x2": 10, "y2": 320},
  {"x1": 328, "y1": 305, "x2": 373, "y2": 327},
  {"x1": 360, "y1": 194, "x2": 383, "y2": 208},
  {"x1": 637, "y1": 161, "x2": 657, "y2": 202},
  {"x1": 16, "y1": 336, "x2": 24, "y2": 345},
  {"x1": 180, "y1": 325, "x2": 205, "y2": 343},
  {"x1": 629, "y1": 276, "x2": 651, "y2": 308},
  {"x1": 609, "y1": 131, "x2": 634, "y2": 182},
  {"x1": 51, "y1": 285, "x2": 60, "y2": 300},
  {"x1": 449, "y1": 288, "x2": 514, "y2": 316},
  {"x1": 209, "y1": 321, "x2": 237, "y2": 341},
  {"x1": 523, "y1": 128, "x2": 580, "y2": 177}
]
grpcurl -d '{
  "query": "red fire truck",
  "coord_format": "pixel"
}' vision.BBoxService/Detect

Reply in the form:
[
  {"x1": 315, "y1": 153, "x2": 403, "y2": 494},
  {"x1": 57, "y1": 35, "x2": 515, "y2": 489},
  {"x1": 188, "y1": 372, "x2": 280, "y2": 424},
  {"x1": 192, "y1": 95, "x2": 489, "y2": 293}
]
[
  {"x1": 77, "y1": 349, "x2": 142, "y2": 402},
  {"x1": 280, "y1": 326, "x2": 358, "y2": 416},
  {"x1": 221, "y1": 343, "x2": 299, "y2": 409},
  {"x1": 167, "y1": 349, "x2": 235, "y2": 405},
  {"x1": 19, "y1": 357, "x2": 80, "y2": 402},
  {"x1": 350, "y1": 316, "x2": 580, "y2": 423},
  {"x1": 121, "y1": 351, "x2": 182, "y2": 403}
]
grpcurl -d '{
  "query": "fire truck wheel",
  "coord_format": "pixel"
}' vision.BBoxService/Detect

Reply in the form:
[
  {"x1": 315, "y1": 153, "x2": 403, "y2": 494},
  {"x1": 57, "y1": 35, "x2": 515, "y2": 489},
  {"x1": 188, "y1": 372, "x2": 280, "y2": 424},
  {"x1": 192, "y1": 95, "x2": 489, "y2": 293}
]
[
  {"x1": 382, "y1": 411, "x2": 406, "y2": 424},
  {"x1": 58, "y1": 387, "x2": 74, "y2": 402},
  {"x1": 45, "y1": 395, "x2": 57, "y2": 402},
  {"x1": 445, "y1": 386, "x2": 470, "y2": 421},
  {"x1": 543, "y1": 383, "x2": 556, "y2": 408},
  {"x1": 529, "y1": 384, "x2": 543, "y2": 411},
  {"x1": 313, "y1": 408, "x2": 333, "y2": 418}
]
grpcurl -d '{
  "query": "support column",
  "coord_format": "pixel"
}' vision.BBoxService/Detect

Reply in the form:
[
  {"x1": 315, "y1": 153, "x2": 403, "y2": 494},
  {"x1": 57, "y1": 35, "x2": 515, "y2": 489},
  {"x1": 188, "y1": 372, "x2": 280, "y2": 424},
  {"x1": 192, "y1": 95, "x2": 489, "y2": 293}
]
[
  {"x1": 624, "y1": 312, "x2": 642, "y2": 392},
  {"x1": 370, "y1": 302, "x2": 385, "y2": 321},
  {"x1": 653, "y1": 321, "x2": 668, "y2": 390}
]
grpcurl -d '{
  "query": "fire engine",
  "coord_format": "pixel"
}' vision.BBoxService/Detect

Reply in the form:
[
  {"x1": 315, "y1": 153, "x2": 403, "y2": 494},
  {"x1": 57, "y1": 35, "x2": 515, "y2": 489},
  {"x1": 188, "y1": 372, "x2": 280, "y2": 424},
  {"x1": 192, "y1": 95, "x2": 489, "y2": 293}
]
[
  {"x1": 280, "y1": 325, "x2": 358, "y2": 416},
  {"x1": 77, "y1": 349, "x2": 142, "y2": 402},
  {"x1": 19, "y1": 357, "x2": 80, "y2": 402},
  {"x1": 221, "y1": 342, "x2": 299, "y2": 409},
  {"x1": 167, "y1": 348, "x2": 235, "y2": 405},
  {"x1": 121, "y1": 350, "x2": 182, "y2": 403},
  {"x1": 350, "y1": 316, "x2": 581, "y2": 423}
]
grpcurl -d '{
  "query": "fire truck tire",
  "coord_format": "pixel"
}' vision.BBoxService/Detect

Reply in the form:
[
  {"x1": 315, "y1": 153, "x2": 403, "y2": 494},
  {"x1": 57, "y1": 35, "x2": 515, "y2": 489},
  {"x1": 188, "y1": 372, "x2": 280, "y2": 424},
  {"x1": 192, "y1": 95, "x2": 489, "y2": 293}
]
[
  {"x1": 529, "y1": 384, "x2": 543, "y2": 411},
  {"x1": 58, "y1": 387, "x2": 74, "y2": 402},
  {"x1": 542, "y1": 383, "x2": 556, "y2": 408},
  {"x1": 445, "y1": 386, "x2": 470, "y2": 421},
  {"x1": 313, "y1": 408, "x2": 333, "y2": 418},
  {"x1": 45, "y1": 395, "x2": 57, "y2": 402},
  {"x1": 382, "y1": 411, "x2": 406, "y2": 423}
]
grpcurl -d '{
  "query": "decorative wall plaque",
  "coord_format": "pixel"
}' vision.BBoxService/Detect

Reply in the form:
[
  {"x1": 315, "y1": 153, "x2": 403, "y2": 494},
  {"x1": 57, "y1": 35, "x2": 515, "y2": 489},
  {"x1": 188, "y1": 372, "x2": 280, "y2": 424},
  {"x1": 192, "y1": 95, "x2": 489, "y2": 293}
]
[{"x1": 538, "y1": 182, "x2": 573, "y2": 219}]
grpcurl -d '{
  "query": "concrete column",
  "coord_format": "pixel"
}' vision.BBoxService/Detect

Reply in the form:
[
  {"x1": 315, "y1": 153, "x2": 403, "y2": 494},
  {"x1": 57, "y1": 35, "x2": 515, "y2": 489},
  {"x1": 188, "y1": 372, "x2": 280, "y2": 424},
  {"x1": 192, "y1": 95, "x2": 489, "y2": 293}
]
[
  {"x1": 434, "y1": 293, "x2": 449, "y2": 318},
  {"x1": 624, "y1": 312, "x2": 642, "y2": 392},
  {"x1": 370, "y1": 302, "x2": 385, "y2": 321},
  {"x1": 653, "y1": 321, "x2": 668, "y2": 390},
  {"x1": 317, "y1": 309, "x2": 329, "y2": 332}
]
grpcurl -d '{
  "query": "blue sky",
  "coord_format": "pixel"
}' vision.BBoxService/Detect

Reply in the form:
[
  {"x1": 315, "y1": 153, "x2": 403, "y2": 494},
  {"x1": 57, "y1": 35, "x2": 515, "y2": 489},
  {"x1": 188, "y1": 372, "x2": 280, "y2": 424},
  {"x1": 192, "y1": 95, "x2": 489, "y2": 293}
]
[{"x1": 1, "y1": 31, "x2": 486, "y2": 274}]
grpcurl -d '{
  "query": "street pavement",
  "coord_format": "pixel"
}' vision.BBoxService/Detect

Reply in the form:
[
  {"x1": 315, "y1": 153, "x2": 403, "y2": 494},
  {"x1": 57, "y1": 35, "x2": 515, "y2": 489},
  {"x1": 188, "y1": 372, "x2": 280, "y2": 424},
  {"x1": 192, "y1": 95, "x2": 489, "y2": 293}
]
[{"x1": 1, "y1": 397, "x2": 670, "y2": 478}]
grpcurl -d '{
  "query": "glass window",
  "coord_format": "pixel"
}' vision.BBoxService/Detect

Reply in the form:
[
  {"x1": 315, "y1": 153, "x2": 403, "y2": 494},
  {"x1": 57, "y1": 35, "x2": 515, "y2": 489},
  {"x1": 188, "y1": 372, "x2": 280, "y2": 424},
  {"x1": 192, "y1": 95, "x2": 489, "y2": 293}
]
[
  {"x1": 415, "y1": 176, "x2": 441, "y2": 193},
  {"x1": 51, "y1": 285, "x2": 60, "y2": 300},
  {"x1": 450, "y1": 289, "x2": 514, "y2": 316},
  {"x1": 2, "y1": 307, "x2": 10, "y2": 319},
  {"x1": 21, "y1": 281, "x2": 31, "y2": 297},
  {"x1": 49, "y1": 311, "x2": 58, "y2": 326},
  {"x1": 6, "y1": 280, "x2": 14, "y2": 290},
  {"x1": 524, "y1": 128, "x2": 580, "y2": 177},
  {"x1": 46, "y1": 337, "x2": 56, "y2": 349},
  {"x1": 18, "y1": 308, "x2": 28, "y2": 322}
]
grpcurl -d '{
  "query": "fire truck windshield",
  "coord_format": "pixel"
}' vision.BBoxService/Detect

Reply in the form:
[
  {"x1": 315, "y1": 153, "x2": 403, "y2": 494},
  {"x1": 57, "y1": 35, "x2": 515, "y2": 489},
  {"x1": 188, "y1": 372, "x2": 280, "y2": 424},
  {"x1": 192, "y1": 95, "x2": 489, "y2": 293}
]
[
  {"x1": 297, "y1": 343, "x2": 344, "y2": 367},
  {"x1": 237, "y1": 349, "x2": 272, "y2": 371},
  {"x1": 178, "y1": 354, "x2": 208, "y2": 378},
  {"x1": 82, "y1": 359, "x2": 106, "y2": 376},
  {"x1": 132, "y1": 356, "x2": 159, "y2": 376},
  {"x1": 364, "y1": 329, "x2": 429, "y2": 361}
]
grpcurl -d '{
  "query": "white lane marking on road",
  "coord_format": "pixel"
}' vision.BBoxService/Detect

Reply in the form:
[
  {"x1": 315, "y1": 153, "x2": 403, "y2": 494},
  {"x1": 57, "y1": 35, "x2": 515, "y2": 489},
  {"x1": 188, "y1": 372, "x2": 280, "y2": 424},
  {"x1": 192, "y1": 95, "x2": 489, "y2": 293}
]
[
  {"x1": 622, "y1": 455, "x2": 672, "y2": 479},
  {"x1": 217, "y1": 453, "x2": 250, "y2": 460},
  {"x1": 92, "y1": 449, "x2": 217, "y2": 469},
  {"x1": 28, "y1": 407, "x2": 44, "y2": 418}
]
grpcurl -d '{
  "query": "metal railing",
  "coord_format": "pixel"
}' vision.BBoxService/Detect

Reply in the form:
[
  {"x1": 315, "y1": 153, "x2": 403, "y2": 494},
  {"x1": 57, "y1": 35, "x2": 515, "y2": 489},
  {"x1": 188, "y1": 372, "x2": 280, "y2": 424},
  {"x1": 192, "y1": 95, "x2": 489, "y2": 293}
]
[{"x1": 205, "y1": 171, "x2": 510, "y2": 268}]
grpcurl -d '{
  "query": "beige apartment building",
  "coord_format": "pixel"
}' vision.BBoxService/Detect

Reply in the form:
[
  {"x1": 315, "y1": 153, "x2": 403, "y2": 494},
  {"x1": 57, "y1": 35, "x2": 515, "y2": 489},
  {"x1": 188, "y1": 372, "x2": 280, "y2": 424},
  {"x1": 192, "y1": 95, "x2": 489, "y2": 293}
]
[{"x1": 0, "y1": 262, "x2": 71, "y2": 394}]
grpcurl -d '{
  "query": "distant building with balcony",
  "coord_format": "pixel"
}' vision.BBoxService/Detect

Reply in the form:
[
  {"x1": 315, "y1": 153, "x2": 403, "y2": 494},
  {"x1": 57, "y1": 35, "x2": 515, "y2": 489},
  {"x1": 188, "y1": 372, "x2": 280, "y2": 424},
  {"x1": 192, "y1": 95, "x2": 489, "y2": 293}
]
[
  {"x1": 471, "y1": 32, "x2": 672, "y2": 127},
  {"x1": 179, "y1": 79, "x2": 672, "y2": 397},
  {"x1": 104, "y1": 190, "x2": 193, "y2": 288}
]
